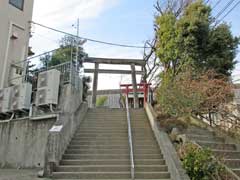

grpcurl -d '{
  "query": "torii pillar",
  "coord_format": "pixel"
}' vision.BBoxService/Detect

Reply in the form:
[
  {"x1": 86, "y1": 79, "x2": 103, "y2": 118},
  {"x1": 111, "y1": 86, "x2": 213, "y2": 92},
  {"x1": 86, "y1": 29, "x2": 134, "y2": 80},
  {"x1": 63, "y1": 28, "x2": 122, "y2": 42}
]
[
  {"x1": 91, "y1": 63, "x2": 99, "y2": 107},
  {"x1": 131, "y1": 64, "x2": 139, "y2": 108}
]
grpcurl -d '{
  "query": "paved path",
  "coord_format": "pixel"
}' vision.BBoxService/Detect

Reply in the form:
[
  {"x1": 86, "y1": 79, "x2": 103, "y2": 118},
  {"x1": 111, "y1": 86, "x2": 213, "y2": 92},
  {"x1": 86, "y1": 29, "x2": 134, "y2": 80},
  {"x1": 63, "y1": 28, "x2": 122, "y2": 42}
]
[{"x1": 0, "y1": 169, "x2": 52, "y2": 180}]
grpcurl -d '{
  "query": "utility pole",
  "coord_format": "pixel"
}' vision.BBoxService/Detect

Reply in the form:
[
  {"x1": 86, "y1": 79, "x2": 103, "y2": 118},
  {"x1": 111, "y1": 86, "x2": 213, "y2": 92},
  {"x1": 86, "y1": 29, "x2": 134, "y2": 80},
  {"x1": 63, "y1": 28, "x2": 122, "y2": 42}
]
[
  {"x1": 75, "y1": 18, "x2": 80, "y2": 71},
  {"x1": 72, "y1": 18, "x2": 87, "y2": 77}
]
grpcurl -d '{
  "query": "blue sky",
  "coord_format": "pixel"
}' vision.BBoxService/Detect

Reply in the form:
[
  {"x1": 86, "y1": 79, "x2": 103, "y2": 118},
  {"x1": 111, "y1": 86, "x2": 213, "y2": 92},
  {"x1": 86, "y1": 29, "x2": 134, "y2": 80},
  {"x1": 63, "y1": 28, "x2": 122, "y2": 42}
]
[{"x1": 30, "y1": 0, "x2": 240, "y2": 89}]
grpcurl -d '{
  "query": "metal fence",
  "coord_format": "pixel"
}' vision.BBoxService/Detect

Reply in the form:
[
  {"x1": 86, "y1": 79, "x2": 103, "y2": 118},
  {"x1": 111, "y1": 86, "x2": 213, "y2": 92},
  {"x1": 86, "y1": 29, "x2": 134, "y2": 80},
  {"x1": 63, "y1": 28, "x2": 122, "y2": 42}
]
[
  {"x1": 9, "y1": 60, "x2": 82, "y2": 90},
  {"x1": 198, "y1": 104, "x2": 240, "y2": 136}
]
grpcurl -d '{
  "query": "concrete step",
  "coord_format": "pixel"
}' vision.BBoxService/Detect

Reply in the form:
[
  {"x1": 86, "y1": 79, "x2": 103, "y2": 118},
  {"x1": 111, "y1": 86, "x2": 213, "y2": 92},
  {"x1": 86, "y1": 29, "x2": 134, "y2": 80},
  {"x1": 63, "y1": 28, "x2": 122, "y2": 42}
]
[
  {"x1": 130, "y1": 116, "x2": 148, "y2": 119},
  {"x1": 187, "y1": 134, "x2": 225, "y2": 142},
  {"x1": 55, "y1": 179, "x2": 170, "y2": 180},
  {"x1": 55, "y1": 165, "x2": 168, "y2": 172},
  {"x1": 82, "y1": 119, "x2": 147, "y2": 122},
  {"x1": 131, "y1": 116, "x2": 147, "y2": 118},
  {"x1": 87, "y1": 111, "x2": 125, "y2": 113},
  {"x1": 72, "y1": 136, "x2": 156, "y2": 140},
  {"x1": 66, "y1": 148, "x2": 161, "y2": 154},
  {"x1": 78, "y1": 127, "x2": 151, "y2": 130},
  {"x1": 85, "y1": 114, "x2": 126, "y2": 117},
  {"x1": 88, "y1": 109, "x2": 126, "y2": 112},
  {"x1": 75, "y1": 132, "x2": 153, "y2": 136},
  {"x1": 53, "y1": 108, "x2": 170, "y2": 180},
  {"x1": 74, "y1": 134, "x2": 128, "y2": 138},
  {"x1": 76, "y1": 130, "x2": 129, "y2": 133},
  {"x1": 81, "y1": 121, "x2": 148, "y2": 125},
  {"x1": 70, "y1": 140, "x2": 154, "y2": 146},
  {"x1": 74, "y1": 134, "x2": 155, "y2": 138},
  {"x1": 60, "y1": 159, "x2": 166, "y2": 166},
  {"x1": 197, "y1": 141, "x2": 237, "y2": 151},
  {"x1": 79, "y1": 125, "x2": 150, "y2": 129},
  {"x1": 62, "y1": 154, "x2": 163, "y2": 160},
  {"x1": 86, "y1": 115, "x2": 146, "y2": 118},
  {"x1": 86, "y1": 113, "x2": 126, "y2": 116},
  {"x1": 70, "y1": 140, "x2": 128, "y2": 145},
  {"x1": 52, "y1": 171, "x2": 170, "y2": 179},
  {"x1": 76, "y1": 130, "x2": 153, "y2": 134},
  {"x1": 62, "y1": 154, "x2": 129, "y2": 160},
  {"x1": 224, "y1": 159, "x2": 240, "y2": 168},
  {"x1": 79, "y1": 126, "x2": 151, "y2": 129},
  {"x1": 187, "y1": 129, "x2": 214, "y2": 136},
  {"x1": 232, "y1": 169, "x2": 240, "y2": 176},
  {"x1": 83, "y1": 118, "x2": 126, "y2": 121},
  {"x1": 68, "y1": 143, "x2": 159, "y2": 150},
  {"x1": 71, "y1": 137, "x2": 128, "y2": 141},
  {"x1": 213, "y1": 150, "x2": 240, "y2": 159},
  {"x1": 135, "y1": 172, "x2": 170, "y2": 179}
]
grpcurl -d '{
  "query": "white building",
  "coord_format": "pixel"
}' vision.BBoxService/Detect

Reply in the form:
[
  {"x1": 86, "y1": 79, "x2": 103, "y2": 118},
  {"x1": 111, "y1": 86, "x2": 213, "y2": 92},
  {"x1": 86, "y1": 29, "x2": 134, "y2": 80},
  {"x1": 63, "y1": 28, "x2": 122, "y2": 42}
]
[{"x1": 0, "y1": 0, "x2": 34, "y2": 88}]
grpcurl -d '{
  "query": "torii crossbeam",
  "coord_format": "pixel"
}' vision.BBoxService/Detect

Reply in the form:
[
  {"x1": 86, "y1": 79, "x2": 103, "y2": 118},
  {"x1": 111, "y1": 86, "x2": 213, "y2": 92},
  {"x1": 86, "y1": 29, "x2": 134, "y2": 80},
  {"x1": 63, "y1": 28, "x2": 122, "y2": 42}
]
[{"x1": 84, "y1": 57, "x2": 146, "y2": 108}]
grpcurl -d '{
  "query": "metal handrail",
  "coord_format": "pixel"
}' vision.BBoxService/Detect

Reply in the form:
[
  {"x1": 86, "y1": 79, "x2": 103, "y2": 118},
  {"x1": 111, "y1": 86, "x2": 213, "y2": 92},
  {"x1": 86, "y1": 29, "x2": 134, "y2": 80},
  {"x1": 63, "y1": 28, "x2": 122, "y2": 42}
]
[{"x1": 125, "y1": 95, "x2": 135, "y2": 179}]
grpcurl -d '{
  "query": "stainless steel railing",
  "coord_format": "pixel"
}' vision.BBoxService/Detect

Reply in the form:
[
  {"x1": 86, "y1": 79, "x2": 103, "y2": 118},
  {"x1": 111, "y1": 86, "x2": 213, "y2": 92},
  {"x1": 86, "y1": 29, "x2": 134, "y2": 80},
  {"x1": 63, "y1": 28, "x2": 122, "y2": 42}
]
[{"x1": 125, "y1": 96, "x2": 135, "y2": 179}]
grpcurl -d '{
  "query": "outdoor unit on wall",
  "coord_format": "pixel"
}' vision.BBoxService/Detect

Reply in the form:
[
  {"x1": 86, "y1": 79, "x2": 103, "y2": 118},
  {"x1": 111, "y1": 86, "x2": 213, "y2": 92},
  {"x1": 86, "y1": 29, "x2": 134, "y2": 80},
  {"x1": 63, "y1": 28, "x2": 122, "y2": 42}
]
[
  {"x1": 36, "y1": 69, "x2": 61, "y2": 106},
  {"x1": 0, "y1": 87, "x2": 12, "y2": 113},
  {"x1": 10, "y1": 83, "x2": 32, "y2": 111}
]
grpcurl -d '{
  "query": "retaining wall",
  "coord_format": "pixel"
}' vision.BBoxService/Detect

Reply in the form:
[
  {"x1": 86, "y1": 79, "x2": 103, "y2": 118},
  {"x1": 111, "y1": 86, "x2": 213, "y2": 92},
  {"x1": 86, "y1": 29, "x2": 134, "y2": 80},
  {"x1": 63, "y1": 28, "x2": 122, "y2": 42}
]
[{"x1": 0, "y1": 117, "x2": 56, "y2": 168}]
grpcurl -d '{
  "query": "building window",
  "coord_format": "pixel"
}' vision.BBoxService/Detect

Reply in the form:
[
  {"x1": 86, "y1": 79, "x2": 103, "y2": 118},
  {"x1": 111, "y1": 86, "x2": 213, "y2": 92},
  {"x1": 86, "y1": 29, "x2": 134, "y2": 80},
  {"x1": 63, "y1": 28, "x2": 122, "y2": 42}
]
[{"x1": 9, "y1": 0, "x2": 24, "y2": 10}]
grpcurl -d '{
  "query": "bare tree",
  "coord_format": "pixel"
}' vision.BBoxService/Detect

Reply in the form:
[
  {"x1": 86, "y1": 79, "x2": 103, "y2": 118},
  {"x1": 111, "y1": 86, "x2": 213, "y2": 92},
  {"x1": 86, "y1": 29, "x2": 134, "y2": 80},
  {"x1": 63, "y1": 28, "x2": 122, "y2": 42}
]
[
  {"x1": 143, "y1": 0, "x2": 195, "y2": 84},
  {"x1": 155, "y1": 0, "x2": 194, "y2": 17}
]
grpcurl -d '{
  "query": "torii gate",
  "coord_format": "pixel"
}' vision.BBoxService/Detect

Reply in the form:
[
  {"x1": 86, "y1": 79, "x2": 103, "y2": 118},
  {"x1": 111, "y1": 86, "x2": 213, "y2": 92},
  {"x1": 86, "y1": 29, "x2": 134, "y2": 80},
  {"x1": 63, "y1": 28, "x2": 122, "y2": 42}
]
[{"x1": 84, "y1": 57, "x2": 146, "y2": 108}]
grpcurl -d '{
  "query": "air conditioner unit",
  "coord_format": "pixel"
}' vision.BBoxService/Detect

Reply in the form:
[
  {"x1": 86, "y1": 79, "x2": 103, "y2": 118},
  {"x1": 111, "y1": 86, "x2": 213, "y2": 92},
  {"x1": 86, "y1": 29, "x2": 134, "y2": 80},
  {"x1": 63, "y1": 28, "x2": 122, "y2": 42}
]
[
  {"x1": 0, "y1": 87, "x2": 12, "y2": 113},
  {"x1": 10, "y1": 83, "x2": 32, "y2": 111},
  {"x1": 36, "y1": 69, "x2": 60, "y2": 106}
]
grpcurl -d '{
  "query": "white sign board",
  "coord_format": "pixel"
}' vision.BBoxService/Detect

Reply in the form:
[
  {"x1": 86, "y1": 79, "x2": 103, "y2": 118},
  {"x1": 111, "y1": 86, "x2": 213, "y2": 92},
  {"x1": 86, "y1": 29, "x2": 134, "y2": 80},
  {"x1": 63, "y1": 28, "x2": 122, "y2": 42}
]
[{"x1": 49, "y1": 125, "x2": 63, "y2": 132}]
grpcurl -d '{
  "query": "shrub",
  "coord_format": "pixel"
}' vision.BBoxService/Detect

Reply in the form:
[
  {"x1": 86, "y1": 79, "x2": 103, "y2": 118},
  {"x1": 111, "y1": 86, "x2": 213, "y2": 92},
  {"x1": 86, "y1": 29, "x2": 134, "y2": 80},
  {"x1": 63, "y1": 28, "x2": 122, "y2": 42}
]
[
  {"x1": 156, "y1": 70, "x2": 233, "y2": 118},
  {"x1": 178, "y1": 143, "x2": 224, "y2": 180},
  {"x1": 96, "y1": 96, "x2": 108, "y2": 107}
]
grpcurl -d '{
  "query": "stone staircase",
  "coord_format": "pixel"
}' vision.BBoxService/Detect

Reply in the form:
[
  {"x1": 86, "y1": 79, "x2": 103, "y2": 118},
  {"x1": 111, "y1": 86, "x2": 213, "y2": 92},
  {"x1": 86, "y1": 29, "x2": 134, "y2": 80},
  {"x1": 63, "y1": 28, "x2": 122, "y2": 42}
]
[
  {"x1": 186, "y1": 126, "x2": 240, "y2": 177},
  {"x1": 52, "y1": 108, "x2": 171, "y2": 179},
  {"x1": 130, "y1": 109, "x2": 170, "y2": 179}
]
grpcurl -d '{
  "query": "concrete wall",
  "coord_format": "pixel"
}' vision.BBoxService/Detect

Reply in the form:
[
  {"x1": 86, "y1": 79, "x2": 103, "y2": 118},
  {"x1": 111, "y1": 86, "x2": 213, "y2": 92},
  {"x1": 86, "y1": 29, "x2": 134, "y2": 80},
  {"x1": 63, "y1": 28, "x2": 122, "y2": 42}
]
[
  {"x1": 47, "y1": 103, "x2": 88, "y2": 174},
  {"x1": 0, "y1": 0, "x2": 34, "y2": 88},
  {"x1": 0, "y1": 83, "x2": 86, "y2": 169},
  {"x1": 0, "y1": 117, "x2": 56, "y2": 168},
  {"x1": 59, "y1": 84, "x2": 83, "y2": 114}
]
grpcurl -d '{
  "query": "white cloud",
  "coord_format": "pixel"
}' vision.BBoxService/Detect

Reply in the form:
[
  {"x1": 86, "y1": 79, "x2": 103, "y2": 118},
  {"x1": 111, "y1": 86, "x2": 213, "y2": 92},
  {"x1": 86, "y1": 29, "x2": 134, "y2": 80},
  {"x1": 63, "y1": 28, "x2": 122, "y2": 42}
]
[{"x1": 33, "y1": 0, "x2": 119, "y2": 27}]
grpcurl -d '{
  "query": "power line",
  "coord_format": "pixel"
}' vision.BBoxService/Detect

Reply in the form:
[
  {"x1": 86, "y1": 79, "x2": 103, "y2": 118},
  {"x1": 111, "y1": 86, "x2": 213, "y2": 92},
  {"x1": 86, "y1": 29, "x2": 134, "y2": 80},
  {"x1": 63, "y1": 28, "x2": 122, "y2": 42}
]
[
  {"x1": 33, "y1": 32, "x2": 59, "y2": 44},
  {"x1": 15, "y1": 47, "x2": 63, "y2": 64},
  {"x1": 214, "y1": 0, "x2": 235, "y2": 21},
  {"x1": 205, "y1": 0, "x2": 210, "y2": 4},
  {"x1": 210, "y1": 0, "x2": 240, "y2": 26},
  {"x1": 215, "y1": 0, "x2": 240, "y2": 26},
  {"x1": 212, "y1": 0, "x2": 222, "y2": 10},
  {"x1": 31, "y1": 21, "x2": 149, "y2": 49}
]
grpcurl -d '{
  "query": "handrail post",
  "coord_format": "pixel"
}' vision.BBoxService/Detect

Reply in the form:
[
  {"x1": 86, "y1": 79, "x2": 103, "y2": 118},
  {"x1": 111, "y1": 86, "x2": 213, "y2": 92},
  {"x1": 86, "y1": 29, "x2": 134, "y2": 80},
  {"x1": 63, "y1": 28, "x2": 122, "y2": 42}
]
[{"x1": 125, "y1": 95, "x2": 135, "y2": 180}]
